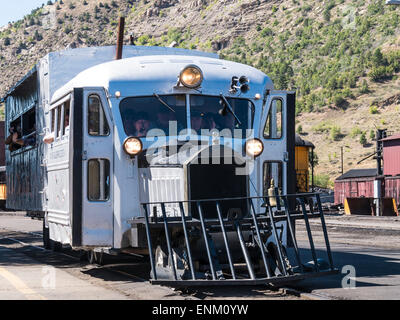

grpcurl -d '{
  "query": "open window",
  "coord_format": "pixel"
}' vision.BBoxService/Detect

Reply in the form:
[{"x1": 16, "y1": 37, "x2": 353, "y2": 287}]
[
  {"x1": 50, "y1": 98, "x2": 71, "y2": 140},
  {"x1": 57, "y1": 104, "x2": 62, "y2": 138},
  {"x1": 63, "y1": 100, "x2": 70, "y2": 136},
  {"x1": 22, "y1": 108, "x2": 36, "y2": 136},
  {"x1": 8, "y1": 107, "x2": 37, "y2": 152}
]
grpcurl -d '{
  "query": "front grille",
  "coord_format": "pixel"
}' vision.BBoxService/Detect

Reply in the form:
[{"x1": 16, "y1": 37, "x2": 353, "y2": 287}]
[{"x1": 188, "y1": 163, "x2": 248, "y2": 219}]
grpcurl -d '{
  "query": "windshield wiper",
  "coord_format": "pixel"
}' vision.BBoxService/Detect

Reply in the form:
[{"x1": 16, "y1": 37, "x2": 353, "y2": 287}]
[
  {"x1": 154, "y1": 93, "x2": 176, "y2": 113},
  {"x1": 219, "y1": 94, "x2": 242, "y2": 126}
]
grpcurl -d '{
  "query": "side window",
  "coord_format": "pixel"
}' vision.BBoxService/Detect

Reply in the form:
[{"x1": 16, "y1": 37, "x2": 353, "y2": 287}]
[
  {"x1": 50, "y1": 99, "x2": 71, "y2": 139},
  {"x1": 22, "y1": 108, "x2": 36, "y2": 136},
  {"x1": 57, "y1": 104, "x2": 63, "y2": 138},
  {"x1": 8, "y1": 108, "x2": 37, "y2": 153},
  {"x1": 88, "y1": 95, "x2": 109, "y2": 136},
  {"x1": 263, "y1": 161, "x2": 283, "y2": 197},
  {"x1": 88, "y1": 159, "x2": 110, "y2": 201},
  {"x1": 63, "y1": 100, "x2": 70, "y2": 136},
  {"x1": 263, "y1": 99, "x2": 283, "y2": 139}
]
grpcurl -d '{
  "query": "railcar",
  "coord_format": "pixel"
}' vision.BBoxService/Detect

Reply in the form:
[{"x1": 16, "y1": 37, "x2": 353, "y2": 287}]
[{"x1": 3, "y1": 45, "x2": 337, "y2": 286}]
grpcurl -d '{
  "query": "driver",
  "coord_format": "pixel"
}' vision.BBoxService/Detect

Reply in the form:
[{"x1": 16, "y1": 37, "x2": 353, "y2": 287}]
[{"x1": 132, "y1": 112, "x2": 151, "y2": 137}]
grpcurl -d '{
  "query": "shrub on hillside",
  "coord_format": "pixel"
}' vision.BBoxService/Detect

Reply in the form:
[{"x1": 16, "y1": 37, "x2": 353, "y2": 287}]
[
  {"x1": 296, "y1": 125, "x2": 303, "y2": 134},
  {"x1": 369, "y1": 105, "x2": 379, "y2": 114},
  {"x1": 360, "y1": 79, "x2": 369, "y2": 94},
  {"x1": 333, "y1": 94, "x2": 347, "y2": 108},
  {"x1": 350, "y1": 127, "x2": 362, "y2": 138},
  {"x1": 369, "y1": 65, "x2": 393, "y2": 81},
  {"x1": 314, "y1": 174, "x2": 333, "y2": 189},
  {"x1": 330, "y1": 125, "x2": 342, "y2": 141},
  {"x1": 360, "y1": 132, "x2": 367, "y2": 146},
  {"x1": 370, "y1": 130, "x2": 376, "y2": 140}
]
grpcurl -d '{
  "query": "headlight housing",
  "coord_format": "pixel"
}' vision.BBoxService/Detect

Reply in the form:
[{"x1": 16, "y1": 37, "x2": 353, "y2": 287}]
[
  {"x1": 180, "y1": 65, "x2": 203, "y2": 88},
  {"x1": 245, "y1": 138, "x2": 264, "y2": 157},
  {"x1": 123, "y1": 137, "x2": 143, "y2": 157}
]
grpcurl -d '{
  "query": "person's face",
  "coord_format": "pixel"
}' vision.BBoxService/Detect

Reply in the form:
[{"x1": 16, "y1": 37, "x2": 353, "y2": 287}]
[
  {"x1": 191, "y1": 116, "x2": 202, "y2": 131},
  {"x1": 135, "y1": 119, "x2": 151, "y2": 136}
]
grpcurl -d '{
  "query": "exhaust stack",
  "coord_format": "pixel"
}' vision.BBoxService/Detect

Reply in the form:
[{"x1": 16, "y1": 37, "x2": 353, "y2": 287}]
[{"x1": 115, "y1": 16, "x2": 125, "y2": 60}]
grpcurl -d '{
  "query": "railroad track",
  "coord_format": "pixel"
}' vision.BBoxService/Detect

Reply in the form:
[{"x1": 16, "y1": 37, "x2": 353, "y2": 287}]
[{"x1": 0, "y1": 228, "x2": 325, "y2": 300}]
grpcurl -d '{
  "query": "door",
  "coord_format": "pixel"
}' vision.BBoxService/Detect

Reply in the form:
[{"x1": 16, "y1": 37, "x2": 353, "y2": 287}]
[
  {"x1": 72, "y1": 88, "x2": 114, "y2": 247},
  {"x1": 256, "y1": 91, "x2": 296, "y2": 247},
  {"x1": 258, "y1": 91, "x2": 296, "y2": 198}
]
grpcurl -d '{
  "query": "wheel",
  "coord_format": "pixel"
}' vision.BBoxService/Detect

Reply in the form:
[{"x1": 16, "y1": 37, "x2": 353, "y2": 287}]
[
  {"x1": 43, "y1": 220, "x2": 51, "y2": 250},
  {"x1": 96, "y1": 252, "x2": 104, "y2": 266},
  {"x1": 87, "y1": 250, "x2": 104, "y2": 265},
  {"x1": 87, "y1": 250, "x2": 96, "y2": 264}
]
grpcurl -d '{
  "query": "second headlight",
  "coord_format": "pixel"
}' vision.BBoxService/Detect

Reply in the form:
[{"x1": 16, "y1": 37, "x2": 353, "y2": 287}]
[
  {"x1": 245, "y1": 138, "x2": 264, "y2": 157},
  {"x1": 123, "y1": 137, "x2": 143, "y2": 157}
]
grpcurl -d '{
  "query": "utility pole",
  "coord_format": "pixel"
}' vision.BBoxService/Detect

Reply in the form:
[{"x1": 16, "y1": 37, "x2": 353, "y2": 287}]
[{"x1": 341, "y1": 146, "x2": 344, "y2": 175}]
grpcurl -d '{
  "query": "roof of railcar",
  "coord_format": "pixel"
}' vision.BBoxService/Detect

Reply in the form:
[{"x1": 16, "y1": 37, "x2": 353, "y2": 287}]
[
  {"x1": 2, "y1": 46, "x2": 219, "y2": 101},
  {"x1": 52, "y1": 53, "x2": 273, "y2": 102}
]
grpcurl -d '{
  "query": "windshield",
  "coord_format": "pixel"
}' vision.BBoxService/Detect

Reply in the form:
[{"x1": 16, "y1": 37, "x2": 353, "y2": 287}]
[
  {"x1": 119, "y1": 94, "x2": 254, "y2": 138},
  {"x1": 190, "y1": 95, "x2": 254, "y2": 137},
  {"x1": 119, "y1": 95, "x2": 187, "y2": 137}
]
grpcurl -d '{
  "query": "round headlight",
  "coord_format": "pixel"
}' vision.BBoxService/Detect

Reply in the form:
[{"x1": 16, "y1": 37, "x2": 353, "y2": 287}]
[
  {"x1": 123, "y1": 137, "x2": 143, "y2": 156},
  {"x1": 245, "y1": 138, "x2": 264, "y2": 157},
  {"x1": 180, "y1": 65, "x2": 203, "y2": 88}
]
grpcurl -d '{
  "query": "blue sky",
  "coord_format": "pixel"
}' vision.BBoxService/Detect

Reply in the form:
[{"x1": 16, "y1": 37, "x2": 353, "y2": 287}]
[{"x1": 0, "y1": 0, "x2": 47, "y2": 27}]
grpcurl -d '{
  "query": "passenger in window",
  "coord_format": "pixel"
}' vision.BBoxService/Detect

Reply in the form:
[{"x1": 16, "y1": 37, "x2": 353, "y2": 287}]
[
  {"x1": 12, "y1": 124, "x2": 36, "y2": 147},
  {"x1": 5, "y1": 125, "x2": 21, "y2": 151},
  {"x1": 132, "y1": 112, "x2": 151, "y2": 137},
  {"x1": 64, "y1": 113, "x2": 70, "y2": 134}
]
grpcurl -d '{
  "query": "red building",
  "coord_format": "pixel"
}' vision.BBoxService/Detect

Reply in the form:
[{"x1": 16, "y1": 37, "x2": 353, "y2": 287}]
[
  {"x1": 334, "y1": 169, "x2": 377, "y2": 206},
  {"x1": 334, "y1": 133, "x2": 400, "y2": 215},
  {"x1": 382, "y1": 134, "x2": 400, "y2": 176}
]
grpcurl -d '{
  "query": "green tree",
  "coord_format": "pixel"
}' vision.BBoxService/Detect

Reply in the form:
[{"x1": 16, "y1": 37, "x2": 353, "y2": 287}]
[
  {"x1": 34, "y1": 30, "x2": 42, "y2": 41},
  {"x1": 360, "y1": 79, "x2": 369, "y2": 94},
  {"x1": 330, "y1": 126, "x2": 341, "y2": 141},
  {"x1": 372, "y1": 48, "x2": 385, "y2": 67},
  {"x1": 370, "y1": 130, "x2": 375, "y2": 140},
  {"x1": 360, "y1": 132, "x2": 367, "y2": 146}
]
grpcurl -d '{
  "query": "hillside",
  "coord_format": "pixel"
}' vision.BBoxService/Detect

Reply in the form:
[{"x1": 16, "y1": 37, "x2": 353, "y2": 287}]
[{"x1": 1, "y1": 0, "x2": 400, "y2": 186}]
